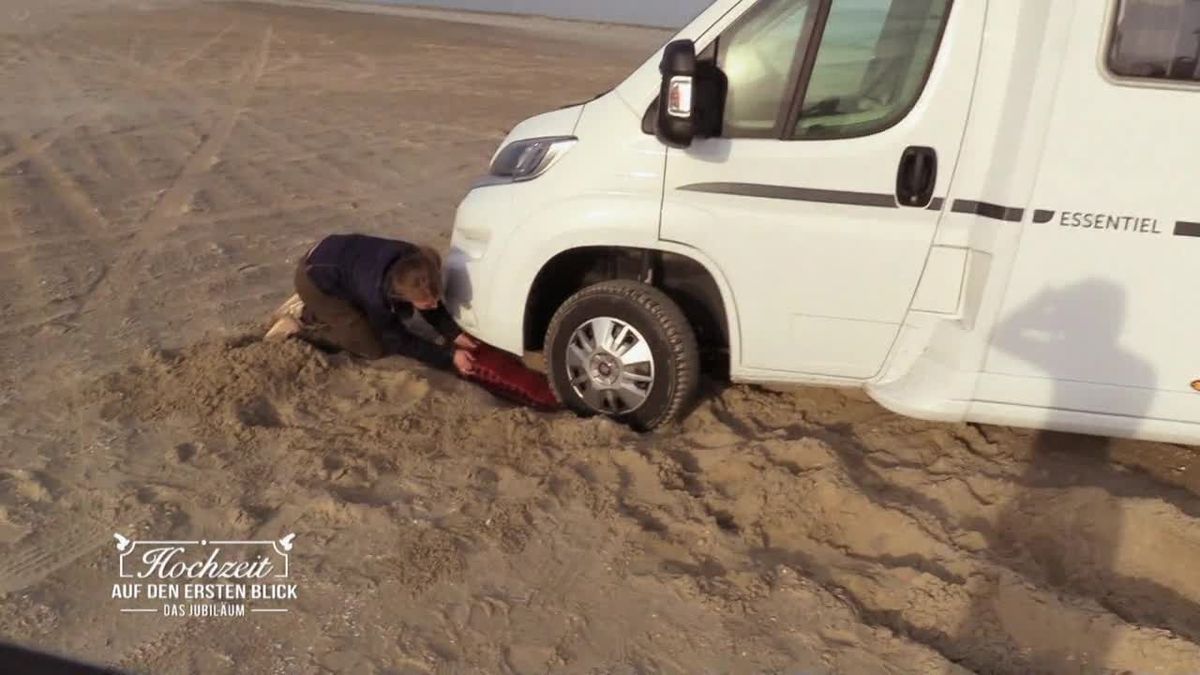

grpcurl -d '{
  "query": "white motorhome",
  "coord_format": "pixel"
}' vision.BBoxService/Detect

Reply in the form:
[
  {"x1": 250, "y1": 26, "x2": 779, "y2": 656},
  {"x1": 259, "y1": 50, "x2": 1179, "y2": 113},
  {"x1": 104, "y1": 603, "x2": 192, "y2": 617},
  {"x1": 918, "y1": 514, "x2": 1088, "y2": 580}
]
[{"x1": 445, "y1": 0, "x2": 1200, "y2": 441}]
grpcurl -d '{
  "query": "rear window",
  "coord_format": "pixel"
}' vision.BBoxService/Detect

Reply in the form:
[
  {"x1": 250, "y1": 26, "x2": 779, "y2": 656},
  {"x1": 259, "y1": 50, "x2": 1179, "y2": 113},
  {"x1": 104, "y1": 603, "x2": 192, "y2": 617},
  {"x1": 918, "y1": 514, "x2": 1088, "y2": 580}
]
[{"x1": 1108, "y1": 0, "x2": 1200, "y2": 82}]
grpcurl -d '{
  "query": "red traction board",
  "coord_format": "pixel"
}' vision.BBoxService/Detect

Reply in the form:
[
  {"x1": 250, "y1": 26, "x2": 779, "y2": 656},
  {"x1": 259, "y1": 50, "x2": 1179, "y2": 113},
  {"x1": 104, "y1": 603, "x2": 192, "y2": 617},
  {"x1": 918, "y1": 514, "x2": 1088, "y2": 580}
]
[{"x1": 465, "y1": 341, "x2": 561, "y2": 412}]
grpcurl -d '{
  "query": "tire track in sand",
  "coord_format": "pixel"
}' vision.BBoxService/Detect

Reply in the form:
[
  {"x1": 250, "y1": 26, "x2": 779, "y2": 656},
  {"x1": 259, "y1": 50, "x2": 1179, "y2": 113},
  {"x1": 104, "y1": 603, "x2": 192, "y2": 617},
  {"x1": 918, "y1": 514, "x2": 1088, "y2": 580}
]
[
  {"x1": 4, "y1": 46, "x2": 112, "y2": 236},
  {"x1": 163, "y1": 21, "x2": 236, "y2": 75},
  {"x1": 82, "y1": 37, "x2": 413, "y2": 209},
  {"x1": 0, "y1": 46, "x2": 147, "y2": 339},
  {"x1": 0, "y1": 513, "x2": 109, "y2": 596},
  {"x1": 54, "y1": 27, "x2": 278, "y2": 327},
  {"x1": 33, "y1": 46, "x2": 154, "y2": 201},
  {"x1": 141, "y1": 26, "x2": 273, "y2": 236},
  {"x1": 0, "y1": 45, "x2": 147, "y2": 193},
  {"x1": 6, "y1": 132, "x2": 109, "y2": 233},
  {"x1": 0, "y1": 183, "x2": 79, "y2": 336},
  {"x1": 0, "y1": 127, "x2": 67, "y2": 175}
]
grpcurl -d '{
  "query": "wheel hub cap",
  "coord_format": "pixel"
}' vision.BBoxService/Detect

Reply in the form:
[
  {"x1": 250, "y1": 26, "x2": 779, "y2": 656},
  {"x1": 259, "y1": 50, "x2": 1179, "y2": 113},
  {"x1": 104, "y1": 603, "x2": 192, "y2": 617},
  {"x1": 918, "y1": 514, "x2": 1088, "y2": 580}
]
[
  {"x1": 589, "y1": 353, "x2": 621, "y2": 385},
  {"x1": 565, "y1": 316, "x2": 655, "y2": 415}
]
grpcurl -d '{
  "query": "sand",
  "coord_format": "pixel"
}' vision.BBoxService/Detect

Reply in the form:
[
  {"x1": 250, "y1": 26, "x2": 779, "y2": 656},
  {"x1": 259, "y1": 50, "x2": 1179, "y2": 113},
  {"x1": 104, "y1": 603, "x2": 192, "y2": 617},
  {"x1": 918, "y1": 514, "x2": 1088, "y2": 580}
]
[{"x1": 2, "y1": 1, "x2": 1200, "y2": 673}]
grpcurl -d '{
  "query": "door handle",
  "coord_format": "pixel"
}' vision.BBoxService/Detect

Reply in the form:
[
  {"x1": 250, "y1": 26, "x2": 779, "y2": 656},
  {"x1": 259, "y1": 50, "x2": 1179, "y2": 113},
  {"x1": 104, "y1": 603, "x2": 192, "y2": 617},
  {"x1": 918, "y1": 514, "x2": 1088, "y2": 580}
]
[{"x1": 896, "y1": 146, "x2": 937, "y2": 208}]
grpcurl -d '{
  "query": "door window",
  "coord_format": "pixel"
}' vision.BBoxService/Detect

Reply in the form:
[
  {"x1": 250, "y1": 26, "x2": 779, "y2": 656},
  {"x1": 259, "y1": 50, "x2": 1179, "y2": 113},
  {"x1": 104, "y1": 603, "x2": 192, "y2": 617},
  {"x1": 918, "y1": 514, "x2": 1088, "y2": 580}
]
[
  {"x1": 794, "y1": 0, "x2": 952, "y2": 139},
  {"x1": 708, "y1": 0, "x2": 952, "y2": 140},
  {"x1": 717, "y1": 0, "x2": 815, "y2": 137},
  {"x1": 1108, "y1": 0, "x2": 1200, "y2": 82}
]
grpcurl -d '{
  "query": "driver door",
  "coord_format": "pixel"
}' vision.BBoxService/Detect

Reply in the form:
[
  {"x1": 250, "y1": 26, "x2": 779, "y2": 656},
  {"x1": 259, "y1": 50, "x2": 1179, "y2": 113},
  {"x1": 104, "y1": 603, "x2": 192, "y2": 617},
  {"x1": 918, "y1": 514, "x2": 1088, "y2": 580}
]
[{"x1": 659, "y1": 0, "x2": 984, "y2": 379}]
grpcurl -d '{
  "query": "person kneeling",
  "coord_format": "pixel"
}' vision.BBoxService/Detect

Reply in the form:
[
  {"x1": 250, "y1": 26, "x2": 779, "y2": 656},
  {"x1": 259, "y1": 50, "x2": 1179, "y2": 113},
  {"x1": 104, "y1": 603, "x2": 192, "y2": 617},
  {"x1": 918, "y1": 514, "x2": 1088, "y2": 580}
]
[{"x1": 270, "y1": 233, "x2": 476, "y2": 375}]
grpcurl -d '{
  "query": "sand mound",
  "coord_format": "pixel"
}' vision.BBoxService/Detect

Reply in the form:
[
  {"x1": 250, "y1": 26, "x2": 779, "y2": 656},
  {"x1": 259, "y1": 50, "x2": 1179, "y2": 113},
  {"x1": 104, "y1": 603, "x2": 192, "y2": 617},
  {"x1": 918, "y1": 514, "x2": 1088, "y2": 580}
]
[{"x1": 92, "y1": 335, "x2": 333, "y2": 425}]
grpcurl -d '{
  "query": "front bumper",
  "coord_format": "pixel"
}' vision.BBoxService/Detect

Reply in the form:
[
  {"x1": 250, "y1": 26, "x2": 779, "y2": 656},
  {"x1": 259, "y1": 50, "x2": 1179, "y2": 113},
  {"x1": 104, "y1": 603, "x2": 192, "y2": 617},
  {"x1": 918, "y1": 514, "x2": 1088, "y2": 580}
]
[{"x1": 444, "y1": 185, "x2": 524, "y2": 354}]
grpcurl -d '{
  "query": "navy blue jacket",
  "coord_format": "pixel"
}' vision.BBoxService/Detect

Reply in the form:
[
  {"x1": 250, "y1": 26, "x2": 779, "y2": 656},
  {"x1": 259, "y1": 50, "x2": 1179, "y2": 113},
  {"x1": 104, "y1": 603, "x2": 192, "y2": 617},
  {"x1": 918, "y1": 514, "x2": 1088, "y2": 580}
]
[{"x1": 305, "y1": 234, "x2": 461, "y2": 368}]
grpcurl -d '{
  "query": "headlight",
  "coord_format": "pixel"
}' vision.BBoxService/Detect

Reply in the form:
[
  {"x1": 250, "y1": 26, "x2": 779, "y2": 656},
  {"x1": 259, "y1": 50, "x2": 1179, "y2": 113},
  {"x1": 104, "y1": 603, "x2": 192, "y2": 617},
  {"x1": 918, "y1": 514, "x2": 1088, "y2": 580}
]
[{"x1": 488, "y1": 136, "x2": 577, "y2": 183}]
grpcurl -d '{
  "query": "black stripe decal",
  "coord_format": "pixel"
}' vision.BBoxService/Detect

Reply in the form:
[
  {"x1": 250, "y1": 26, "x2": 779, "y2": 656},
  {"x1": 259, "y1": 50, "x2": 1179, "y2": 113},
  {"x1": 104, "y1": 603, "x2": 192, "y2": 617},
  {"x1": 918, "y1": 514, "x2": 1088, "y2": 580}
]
[
  {"x1": 1033, "y1": 209, "x2": 1056, "y2": 224},
  {"x1": 678, "y1": 182, "x2": 897, "y2": 208},
  {"x1": 678, "y1": 183, "x2": 1037, "y2": 222},
  {"x1": 1175, "y1": 221, "x2": 1200, "y2": 237},
  {"x1": 952, "y1": 200, "x2": 1025, "y2": 222}
]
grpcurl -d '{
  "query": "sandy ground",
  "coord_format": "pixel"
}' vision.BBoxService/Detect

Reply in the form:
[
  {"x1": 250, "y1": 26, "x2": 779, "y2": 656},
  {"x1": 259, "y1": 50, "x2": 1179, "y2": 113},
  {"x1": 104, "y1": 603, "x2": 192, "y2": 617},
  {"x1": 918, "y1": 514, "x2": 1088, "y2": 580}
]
[{"x1": 3, "y1": 1, "x2": 1200, "y2": 673}]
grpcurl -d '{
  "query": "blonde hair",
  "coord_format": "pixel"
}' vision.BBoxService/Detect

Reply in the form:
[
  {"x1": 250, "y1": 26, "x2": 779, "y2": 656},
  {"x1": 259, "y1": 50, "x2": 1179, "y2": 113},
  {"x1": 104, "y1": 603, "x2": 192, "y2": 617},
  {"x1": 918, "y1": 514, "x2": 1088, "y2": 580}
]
[{"x1": 388, "y1": 245, "x2": 444, "y2": 305}]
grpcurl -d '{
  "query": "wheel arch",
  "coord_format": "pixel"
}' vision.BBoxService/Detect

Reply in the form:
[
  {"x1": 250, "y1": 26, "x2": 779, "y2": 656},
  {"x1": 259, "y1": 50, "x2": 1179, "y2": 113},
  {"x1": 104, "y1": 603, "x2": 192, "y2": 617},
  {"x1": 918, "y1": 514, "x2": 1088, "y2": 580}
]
[{"x1": 524, "y1": 245, "x2": 737, "y2": 377}]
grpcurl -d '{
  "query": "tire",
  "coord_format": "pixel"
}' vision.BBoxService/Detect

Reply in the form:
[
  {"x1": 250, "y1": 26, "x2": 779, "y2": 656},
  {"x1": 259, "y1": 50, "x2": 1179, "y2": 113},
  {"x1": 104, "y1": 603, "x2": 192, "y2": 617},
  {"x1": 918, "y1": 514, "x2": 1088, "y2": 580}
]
[{"x1": 545, "y1": 280, "x2": 700, "y2": 431}]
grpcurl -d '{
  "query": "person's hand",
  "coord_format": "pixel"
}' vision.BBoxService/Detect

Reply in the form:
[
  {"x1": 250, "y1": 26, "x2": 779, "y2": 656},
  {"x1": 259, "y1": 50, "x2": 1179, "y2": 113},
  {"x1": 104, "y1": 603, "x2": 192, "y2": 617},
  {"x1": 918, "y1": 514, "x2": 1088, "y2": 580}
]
[
  {"x1": 454, "y1": 333, "x2": 479, "y2": 351},
  {"x1": 453, "y1": 348, "x2": 476, "y2": 375}
]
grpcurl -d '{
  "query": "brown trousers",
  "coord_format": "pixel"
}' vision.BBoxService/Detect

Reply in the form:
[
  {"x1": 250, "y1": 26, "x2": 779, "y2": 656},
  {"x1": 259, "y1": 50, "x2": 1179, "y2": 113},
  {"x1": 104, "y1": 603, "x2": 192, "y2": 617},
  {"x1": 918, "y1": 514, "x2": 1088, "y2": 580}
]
[{"x1": 293, "y1": 259, "x2": 384, "y2": 360}]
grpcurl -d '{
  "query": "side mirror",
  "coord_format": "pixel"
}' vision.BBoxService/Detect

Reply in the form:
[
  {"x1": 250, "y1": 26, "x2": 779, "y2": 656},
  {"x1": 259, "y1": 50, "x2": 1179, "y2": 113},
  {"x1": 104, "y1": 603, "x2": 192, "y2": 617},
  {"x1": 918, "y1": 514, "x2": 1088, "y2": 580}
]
[
  {"x1": 654, "y1": 39, "x2": 726, "y2": 149},
  {"x1": 656, "y1": 40, "x2": 699, "y2": 148}
]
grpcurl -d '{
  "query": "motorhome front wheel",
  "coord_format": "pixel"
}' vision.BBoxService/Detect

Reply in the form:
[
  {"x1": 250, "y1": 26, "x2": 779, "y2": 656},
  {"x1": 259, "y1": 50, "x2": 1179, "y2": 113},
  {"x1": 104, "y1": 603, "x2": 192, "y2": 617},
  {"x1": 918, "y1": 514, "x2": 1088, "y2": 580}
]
[{"x1": 545, "y1": 280, "x2": 700, "y2": 432}]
